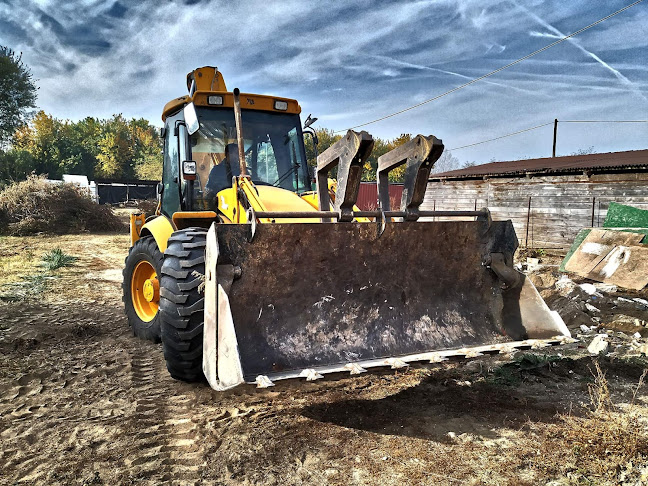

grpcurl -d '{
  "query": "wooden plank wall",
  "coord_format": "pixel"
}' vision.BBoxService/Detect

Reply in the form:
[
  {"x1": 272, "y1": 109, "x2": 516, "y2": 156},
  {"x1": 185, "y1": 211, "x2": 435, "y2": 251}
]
[{"x1": 422, "y1": 172, "x2": 648, "y2": 249}]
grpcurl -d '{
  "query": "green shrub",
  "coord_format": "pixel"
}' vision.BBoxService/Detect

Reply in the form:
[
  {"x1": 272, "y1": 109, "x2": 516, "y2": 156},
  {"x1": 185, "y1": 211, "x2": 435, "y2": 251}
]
[{"x1": 41, "y1": 248, "x2": 77, "y2": 270}]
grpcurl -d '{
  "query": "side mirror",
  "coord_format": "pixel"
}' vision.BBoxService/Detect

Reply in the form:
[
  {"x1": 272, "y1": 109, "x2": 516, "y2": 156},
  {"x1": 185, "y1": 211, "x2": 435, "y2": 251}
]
[
  {"x1": 159, "y1": 127, "x2": 166, "y2": 139},
  {"x1": 183, "y1": 102, "x2": 200, "y2": 135},
  {"x1": 304, "y1": 114, "x2": 318, "y2": 129},
  {"x1": 156, "y1": 182, "x2": 163, "y2": 195}
]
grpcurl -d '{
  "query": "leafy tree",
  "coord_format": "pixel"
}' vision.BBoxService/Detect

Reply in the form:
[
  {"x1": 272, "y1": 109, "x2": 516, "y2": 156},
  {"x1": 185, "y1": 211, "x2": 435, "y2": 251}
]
[
  {"x1": 12, "y1": 111, "x2": 91, "y2": 179},
  {"x1": 361, "y1": 136, "x2": 390, "y2": 182},
  {"x1": 70, "y1": 117, "x2": 103, "y2": 177},
  {"x1": 304, "y1": 128, "x2": 414, "y2": 183},
  {"x1": 0, "y1": 149, "x2": 34, "y2": 183},
  {"x1": 0, "y1": 46, "x2": 37, "y2": 148},
  {"x1": 94, "y1": 115, "x2": 162, "y2": 179},
  {"x1": 363, "y1": 133, "x2": 412, "y2": 182},
  {"x1": 13, "y1": 111, "x2": 60, "y2": 177},
  {"x1": 130, "y1": 119, "x2": 162, "y2": 180},
  {"x1": 95, "y1": 114, "x2": 133, "y2": 178},
  {"x1": 385, "y1": 133, "x2": 412, "y2": 182},
  {"x1": 304, "y1": 127, "x2": 342, "y2": 167}
]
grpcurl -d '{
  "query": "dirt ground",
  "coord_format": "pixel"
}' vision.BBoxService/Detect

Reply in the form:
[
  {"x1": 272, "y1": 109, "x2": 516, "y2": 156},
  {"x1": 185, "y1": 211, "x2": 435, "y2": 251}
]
[{"x1": 1, "y1": 234, "x2": 647, "y2": 485}]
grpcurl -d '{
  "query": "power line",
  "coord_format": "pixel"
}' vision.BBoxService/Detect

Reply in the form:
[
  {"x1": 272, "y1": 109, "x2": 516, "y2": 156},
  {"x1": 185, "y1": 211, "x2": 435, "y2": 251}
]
[
  {"x1": 450, "y1": 122, "x2": 553, "y2": 151},
  {"x1": 449, "y1": 120, "x2": 647, "y2": 151},
  {"x1": 339, "y1": 0, "x2": 644, "y2": 132},
  {"x1": 561, "y1": 120, "x2": 648, "y2": 123}
]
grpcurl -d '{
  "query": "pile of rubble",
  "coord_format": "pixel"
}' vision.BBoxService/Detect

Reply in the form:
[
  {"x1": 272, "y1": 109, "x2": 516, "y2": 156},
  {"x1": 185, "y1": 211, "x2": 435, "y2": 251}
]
[{"x1": 520, "y1": 259, "x2": 648, "y2": 359}]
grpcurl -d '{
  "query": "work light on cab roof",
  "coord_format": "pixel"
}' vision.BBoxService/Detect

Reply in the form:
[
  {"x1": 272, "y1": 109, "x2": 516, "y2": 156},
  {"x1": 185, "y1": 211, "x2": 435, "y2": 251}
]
[{"x1": 162, "y1": 66, "x2": 300, "y2": 122}]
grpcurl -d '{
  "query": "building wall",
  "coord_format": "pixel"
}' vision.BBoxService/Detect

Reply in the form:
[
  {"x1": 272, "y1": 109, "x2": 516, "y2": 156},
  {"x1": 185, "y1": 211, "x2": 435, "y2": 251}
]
[{"x1": 422, "y1": 172, "x2": 648, "y2": 249}]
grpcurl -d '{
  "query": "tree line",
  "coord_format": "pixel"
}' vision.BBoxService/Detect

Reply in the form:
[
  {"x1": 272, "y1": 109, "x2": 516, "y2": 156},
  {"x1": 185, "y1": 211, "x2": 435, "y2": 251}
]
[
  {"x1": 2, "y1": 111, "x2": 162, "y2": 182},
  {"x1": 1, "y1": 44, "x2": 467, "y2": 185},
  {"x1": 305, "y1": 128, "x2": 465, "y2": 182}
]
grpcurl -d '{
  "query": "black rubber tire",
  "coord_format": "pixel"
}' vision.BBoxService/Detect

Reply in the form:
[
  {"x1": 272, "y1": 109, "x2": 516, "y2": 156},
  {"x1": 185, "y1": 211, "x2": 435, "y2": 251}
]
[
  {"x1": 122, "y1": 236, "x2": 164, "y2": 342},
  {"x1": 159, "y1": 228, "x2": 207, "y2": 382}
]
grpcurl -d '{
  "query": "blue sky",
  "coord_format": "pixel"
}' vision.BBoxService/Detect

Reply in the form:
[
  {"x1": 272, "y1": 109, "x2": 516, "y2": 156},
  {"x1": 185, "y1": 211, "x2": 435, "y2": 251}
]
[{"x1": 1, "y1": 0, "x2": 646, "y2": 165}]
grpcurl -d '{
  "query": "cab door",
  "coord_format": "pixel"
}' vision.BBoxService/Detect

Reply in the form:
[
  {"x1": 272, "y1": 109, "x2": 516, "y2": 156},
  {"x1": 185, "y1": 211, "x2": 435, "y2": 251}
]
[{"x1": 161, "y1": 112, "x2": 182, "y2": 217}]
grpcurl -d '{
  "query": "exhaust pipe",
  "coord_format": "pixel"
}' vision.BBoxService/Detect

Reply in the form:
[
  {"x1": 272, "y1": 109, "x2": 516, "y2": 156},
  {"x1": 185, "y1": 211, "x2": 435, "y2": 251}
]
[{"x1": 232, "y1": 88, "x2": 248, "y2": 177}]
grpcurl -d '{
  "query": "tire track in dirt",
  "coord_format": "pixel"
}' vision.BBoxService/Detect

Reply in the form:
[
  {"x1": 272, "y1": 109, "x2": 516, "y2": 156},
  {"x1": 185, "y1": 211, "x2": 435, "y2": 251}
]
[
  {"x1": 0, "y1": 369, "x2": 129, "y2": 483},
  {"x1": 0, "y1": 304, "x2": 135, "y2": 483},
  {"x1": 0, "y1": 301, "x2": 214, "y2": 484},
  {"x1": 0, "y1": 372, "x2": 54, "y2": 483},
  {"x1": 126, "y1": 347, "x2": 207, "y2": 484},
  {"x1": 0, "y1": 362, "x2": 131, "y2": 481}
]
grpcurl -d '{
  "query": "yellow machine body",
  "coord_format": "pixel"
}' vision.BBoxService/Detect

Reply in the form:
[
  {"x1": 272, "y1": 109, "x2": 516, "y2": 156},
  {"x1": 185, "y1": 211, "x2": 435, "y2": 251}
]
[{"x1": 124, "y1": 67, "x2": 572, "y2": 392}]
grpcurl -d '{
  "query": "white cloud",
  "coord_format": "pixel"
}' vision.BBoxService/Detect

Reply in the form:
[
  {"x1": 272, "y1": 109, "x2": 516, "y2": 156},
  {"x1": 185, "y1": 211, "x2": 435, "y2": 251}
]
[{"x1": 0, "y1": 0, "x2": 645, "y2": 163}]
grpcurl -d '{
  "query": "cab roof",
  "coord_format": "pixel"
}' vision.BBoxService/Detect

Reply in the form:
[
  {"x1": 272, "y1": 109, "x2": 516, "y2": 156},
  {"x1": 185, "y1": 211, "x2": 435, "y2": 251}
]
[{"x1": 162, "y1": 66, "x2": 301, "y2": 121}]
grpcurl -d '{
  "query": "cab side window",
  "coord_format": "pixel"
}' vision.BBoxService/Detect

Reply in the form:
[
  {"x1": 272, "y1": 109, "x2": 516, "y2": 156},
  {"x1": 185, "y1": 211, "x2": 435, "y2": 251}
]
[{"x1": 161, "y1": 114, "x2": 181, "y2": 216}]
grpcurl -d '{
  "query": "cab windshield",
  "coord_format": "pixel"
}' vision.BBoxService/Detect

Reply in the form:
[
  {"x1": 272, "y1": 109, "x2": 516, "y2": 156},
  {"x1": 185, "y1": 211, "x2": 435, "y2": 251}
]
[{"x1": 189, "y1": 107, "x2": 310, "y2": 209}]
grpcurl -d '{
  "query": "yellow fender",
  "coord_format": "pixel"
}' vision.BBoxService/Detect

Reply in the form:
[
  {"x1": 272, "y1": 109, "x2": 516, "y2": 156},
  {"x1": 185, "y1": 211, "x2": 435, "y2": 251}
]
[{"x1": 131, "y1": 215, "x2": 175, "y2": 252}]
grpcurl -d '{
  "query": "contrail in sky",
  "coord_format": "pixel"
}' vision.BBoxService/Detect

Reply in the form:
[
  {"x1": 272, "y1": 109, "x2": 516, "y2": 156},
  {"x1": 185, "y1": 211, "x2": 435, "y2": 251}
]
[
  {"x1": 373, "y1": 55, "x2": 539, "y2": 96},
  {"x1": 516, "y1": 2, "x2": 648, "y2": 103}
]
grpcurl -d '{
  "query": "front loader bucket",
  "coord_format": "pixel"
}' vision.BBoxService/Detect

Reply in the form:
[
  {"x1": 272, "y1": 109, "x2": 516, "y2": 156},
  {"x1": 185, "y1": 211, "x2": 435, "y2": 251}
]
[{"x1": 203, "y1": 219, "x2": 570, "y2": 390}]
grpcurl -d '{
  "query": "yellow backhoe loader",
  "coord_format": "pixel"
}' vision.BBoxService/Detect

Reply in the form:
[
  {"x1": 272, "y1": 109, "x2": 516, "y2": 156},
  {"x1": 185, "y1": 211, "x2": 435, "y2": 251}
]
[{"x1": 123, "y1": 66, "x2": 572, "y2": 390}]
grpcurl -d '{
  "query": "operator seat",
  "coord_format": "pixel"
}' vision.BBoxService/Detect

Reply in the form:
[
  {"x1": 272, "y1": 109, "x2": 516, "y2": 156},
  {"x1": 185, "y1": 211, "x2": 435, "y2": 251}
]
[{"x1": 205, "y1": 143, "x2": 241, "y2": 197}]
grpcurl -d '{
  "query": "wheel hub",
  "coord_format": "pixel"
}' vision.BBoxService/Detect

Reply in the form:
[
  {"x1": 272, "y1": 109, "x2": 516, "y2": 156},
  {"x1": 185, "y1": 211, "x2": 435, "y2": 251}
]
[
  {"x1": 131, "y1": 260, "x2": 159, "y2": 322},
  {"x1": 143, "y1": 278, "x2": 159, "y2": 303}
]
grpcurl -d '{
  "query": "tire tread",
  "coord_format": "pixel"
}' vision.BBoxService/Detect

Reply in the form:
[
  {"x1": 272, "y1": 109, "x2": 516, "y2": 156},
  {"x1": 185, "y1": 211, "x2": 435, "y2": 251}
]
[{"x1": 159, "y1": 228, "x2": 207, "y2": 382}]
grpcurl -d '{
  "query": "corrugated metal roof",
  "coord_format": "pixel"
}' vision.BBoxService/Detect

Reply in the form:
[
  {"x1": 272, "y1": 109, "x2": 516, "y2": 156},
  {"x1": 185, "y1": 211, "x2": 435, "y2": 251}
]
[{"x1": 429, "y1": 149, "x2": 648, "y2": 180}]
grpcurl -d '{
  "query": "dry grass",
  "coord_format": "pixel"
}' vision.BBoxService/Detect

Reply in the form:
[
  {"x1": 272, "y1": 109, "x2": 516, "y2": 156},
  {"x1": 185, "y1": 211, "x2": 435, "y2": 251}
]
[
  {"x1": 526, "y1": 361, "x2": 648, "y2": 484},
  {"x1": 0, "y1": 175, "x2": 124, "y2": 235},
  {"x1": 562, "y1": 363, "x2": 647, "y2": 472},
  {"x1": 0, "y1": 240, "x2": 37, "y2": 286},
  {"x1": 0, "y1": 248, "x2": 78, "y2": 301},
  {"x1": 0, "y1": 233, "x2": 130, "y2": 303},
  {"x1": 362, "y1": 194, "x2": 402, "y2": 211}
]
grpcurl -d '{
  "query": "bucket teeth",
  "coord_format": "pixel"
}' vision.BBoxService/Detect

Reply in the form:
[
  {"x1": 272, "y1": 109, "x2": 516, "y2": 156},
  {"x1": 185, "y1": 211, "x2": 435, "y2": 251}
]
[
  {"x1": 459, "y1": 348, "x2": 484, "y2": 358},
  {"x1": 299, "y1": 369, "x2": 324, "y2": 381},
  {"x1": 344, "y1": 363, "x2": 367, "y2": 375},
  {"x1": 255, "y1": 375, "x2": 275, "y2": 388},
  {"x1": 384, "y1": 358, "x2": 409, "y2": 369},
  {"x1": 556, "y1": 335, "x2": 578, "y2": 344},
  {"x1": 238, "y1": 336, "x2": 576, "y2": 388},
  {"x1": 531, "y1": 341, "x2": 550, "y2": 350},
  {"x1": 428, "y1": 353, "x2": 448, "y2": 364},
  {"x1": 497, "y1": 344, "x2": 517, "y2": 355}
]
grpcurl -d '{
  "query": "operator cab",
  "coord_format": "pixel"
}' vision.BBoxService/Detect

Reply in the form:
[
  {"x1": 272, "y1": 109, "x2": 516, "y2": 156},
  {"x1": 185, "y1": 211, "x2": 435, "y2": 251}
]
[{"x1": 160, "y1": 66, "x2": 313, "y2": 221}]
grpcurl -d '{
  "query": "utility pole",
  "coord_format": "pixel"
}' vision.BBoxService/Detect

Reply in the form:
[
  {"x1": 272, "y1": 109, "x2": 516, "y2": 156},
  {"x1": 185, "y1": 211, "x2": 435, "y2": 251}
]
[{"x1": 552, "y1": 118, "x2": 558, "y2": 157}]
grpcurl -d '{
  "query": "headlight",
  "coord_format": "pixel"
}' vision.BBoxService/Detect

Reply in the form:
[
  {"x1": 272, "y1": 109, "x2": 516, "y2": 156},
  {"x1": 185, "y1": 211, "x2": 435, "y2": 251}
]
[
  {"x1": 208, "y1": 95, "x2": 223, "y2": 105},
  {"x1": 274, "y1": 100, "x2": 288, "y2": 111}
]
